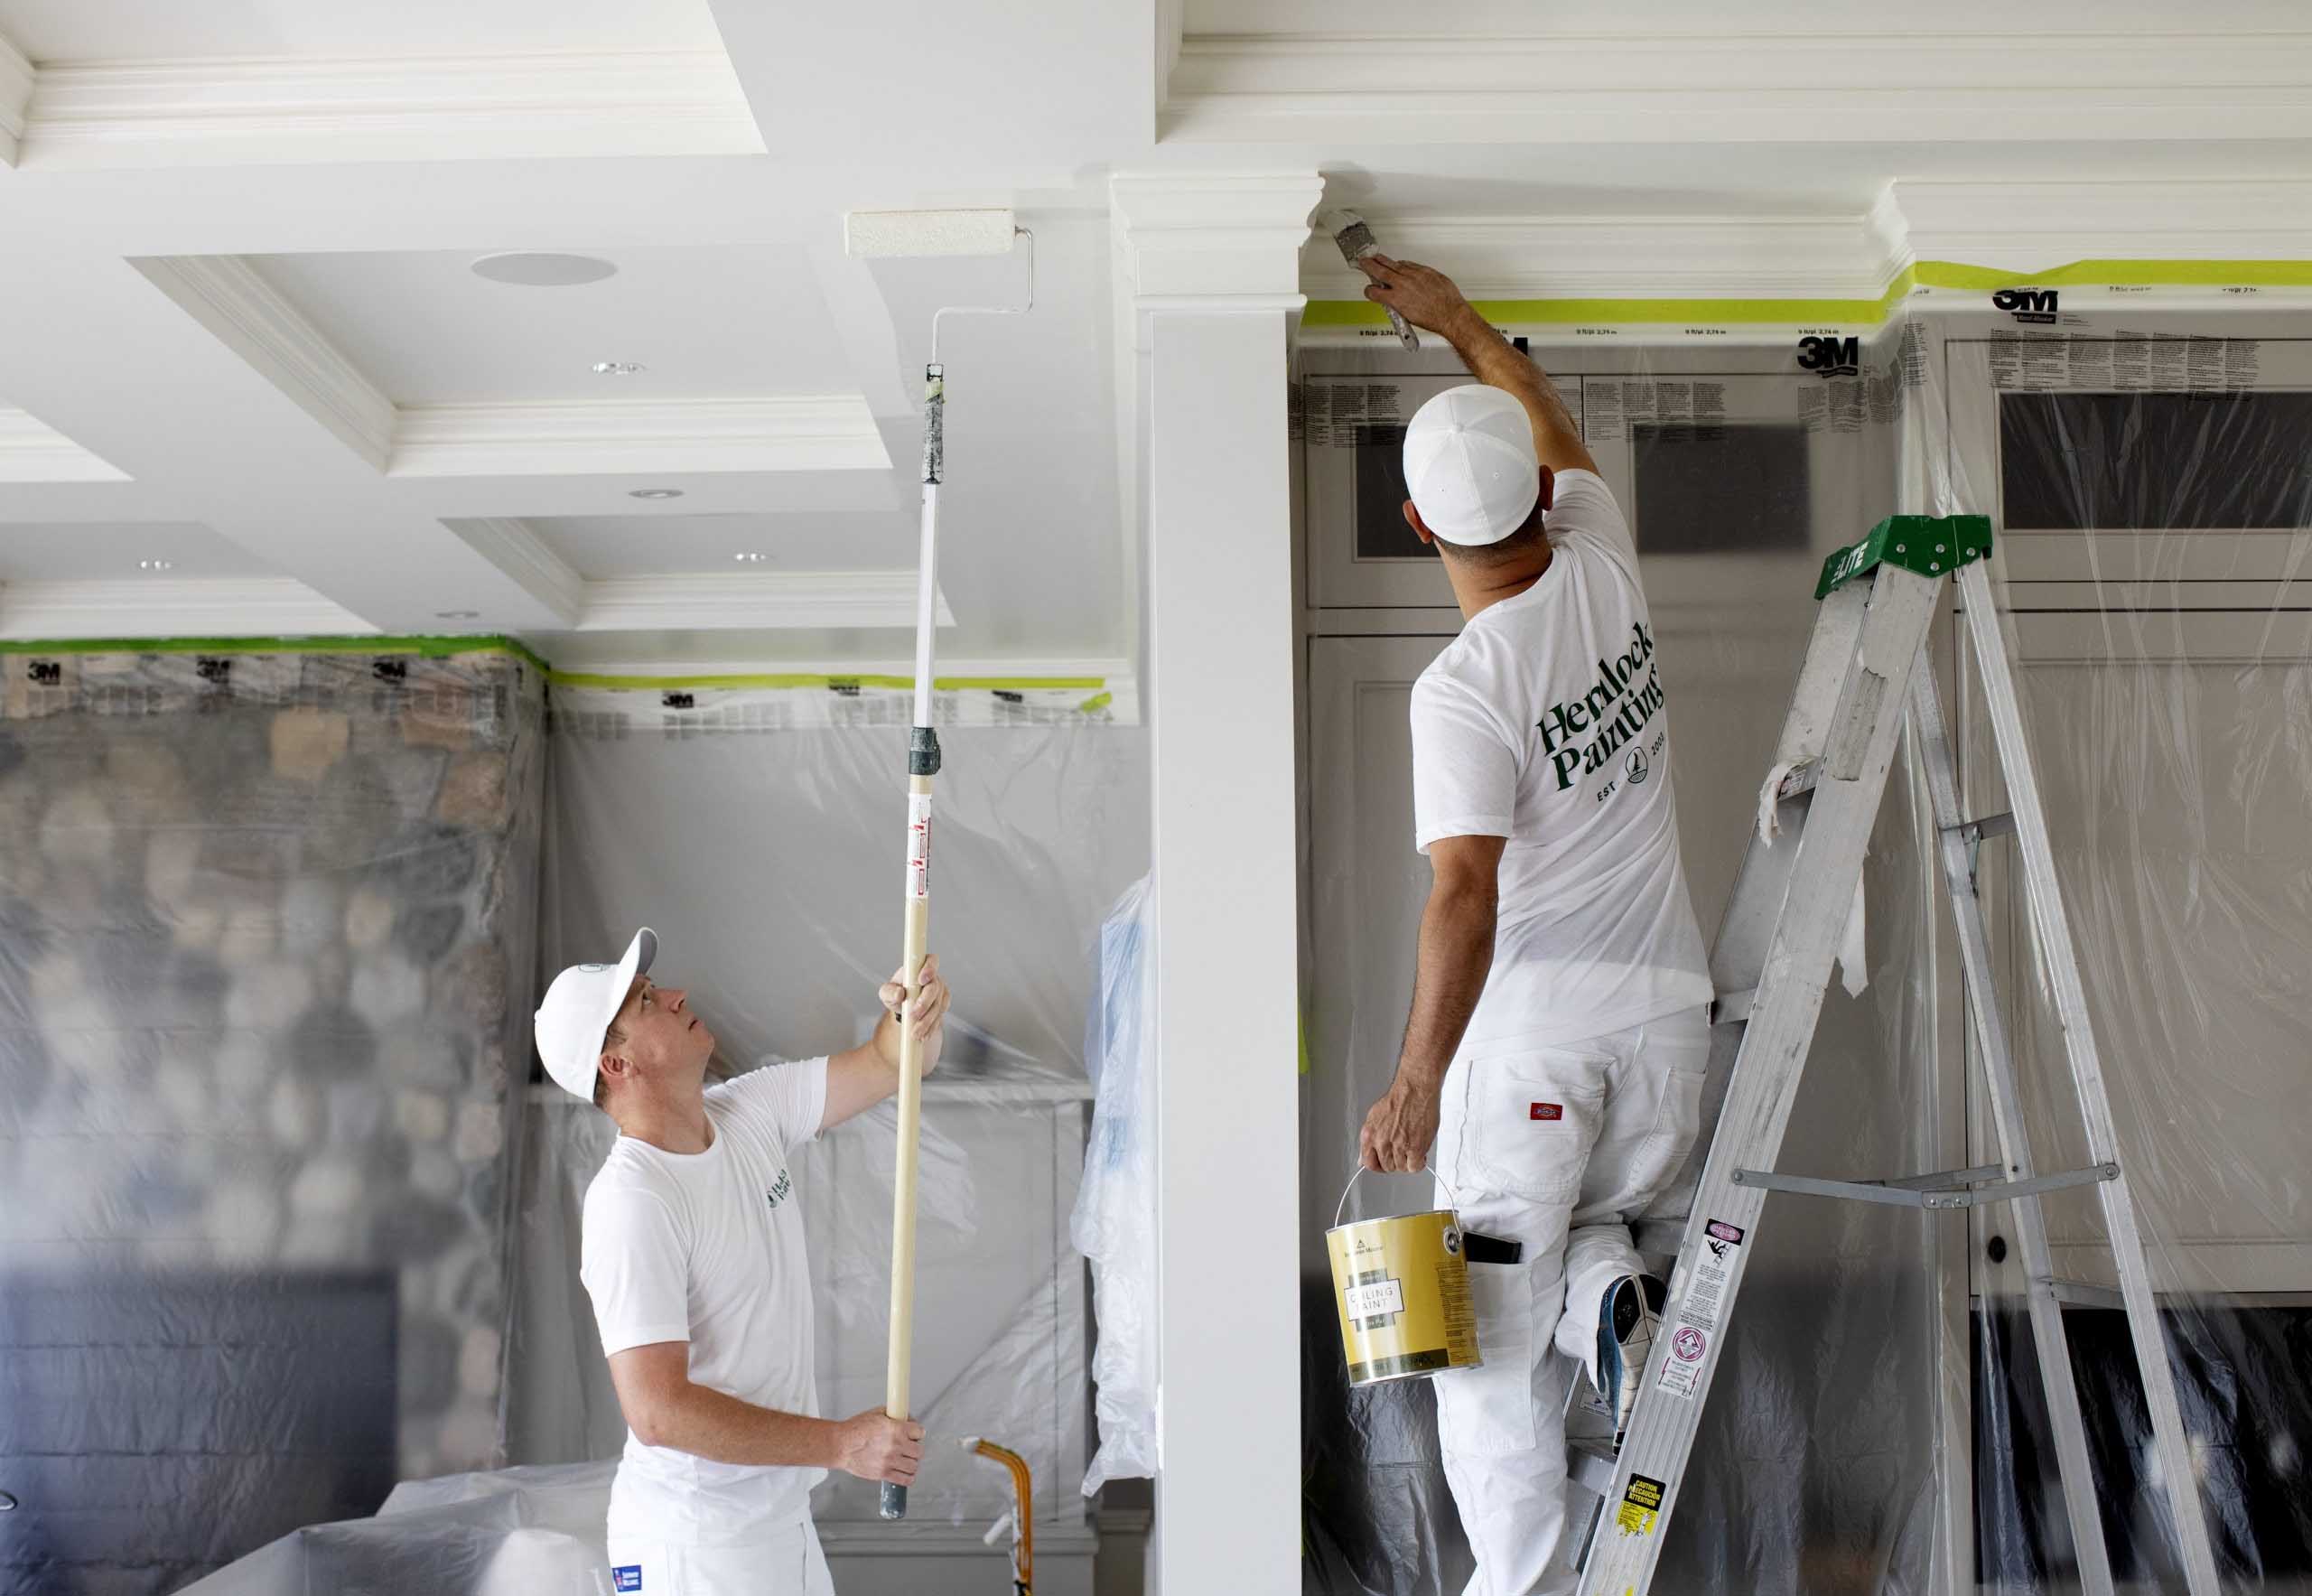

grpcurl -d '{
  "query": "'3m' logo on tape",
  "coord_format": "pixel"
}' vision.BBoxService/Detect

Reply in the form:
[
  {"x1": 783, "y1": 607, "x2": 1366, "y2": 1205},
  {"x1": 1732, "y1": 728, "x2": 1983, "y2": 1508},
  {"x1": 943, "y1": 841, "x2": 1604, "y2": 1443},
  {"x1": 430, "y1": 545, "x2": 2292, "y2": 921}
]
[{"x1": 1529, "y1": 1103, "x2": 1563, "y2": 1121}]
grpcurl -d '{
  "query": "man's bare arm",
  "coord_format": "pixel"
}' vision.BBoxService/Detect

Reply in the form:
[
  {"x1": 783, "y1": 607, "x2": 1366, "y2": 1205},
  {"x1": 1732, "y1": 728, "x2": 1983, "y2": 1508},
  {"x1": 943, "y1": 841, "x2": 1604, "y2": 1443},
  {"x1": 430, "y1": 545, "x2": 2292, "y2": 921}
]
[
  {"x1": 1356, "y1": 255, "x2": 1599, "y2": 477},
  {"x1": 1359, "y1": 835, "x2": 1505, "y2": 1173},
  {"x1": 608, "y1": 1341, "x2": 922, "y2": 1483}
]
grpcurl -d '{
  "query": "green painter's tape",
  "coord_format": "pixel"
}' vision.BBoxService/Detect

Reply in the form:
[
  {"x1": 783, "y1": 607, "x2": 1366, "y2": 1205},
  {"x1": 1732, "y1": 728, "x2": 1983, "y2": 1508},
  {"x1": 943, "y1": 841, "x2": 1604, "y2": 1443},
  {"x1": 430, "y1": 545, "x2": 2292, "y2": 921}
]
[
  {"x1": 551, "y1": 670, "x2": 1107, "y2": 694},
  {"x1": 1305, "y1": 258, "x2": 2312, "y2": 330},
  {"x1": 0, "y1": 633, "x2": 551, "y2": 673},
  {"x1": 0, "y1": 636, "x2": 1102, "y2": 702}
]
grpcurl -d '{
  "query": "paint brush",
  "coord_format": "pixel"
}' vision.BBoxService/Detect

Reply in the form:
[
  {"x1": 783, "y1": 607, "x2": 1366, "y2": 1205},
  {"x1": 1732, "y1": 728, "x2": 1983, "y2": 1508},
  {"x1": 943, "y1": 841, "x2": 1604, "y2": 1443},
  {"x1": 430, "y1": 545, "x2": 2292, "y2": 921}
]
[{"x1": 1320, "y1": 209, "x2": 1420, "y2": 351}]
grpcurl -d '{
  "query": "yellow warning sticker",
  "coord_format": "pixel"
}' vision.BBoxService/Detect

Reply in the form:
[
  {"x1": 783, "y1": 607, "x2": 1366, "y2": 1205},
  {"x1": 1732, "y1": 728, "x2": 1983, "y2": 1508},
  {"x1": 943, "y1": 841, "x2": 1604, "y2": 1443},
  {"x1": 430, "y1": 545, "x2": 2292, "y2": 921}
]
[{"x1": 1616, "y1": 1473, "x2": 1666, "y2": 1536}]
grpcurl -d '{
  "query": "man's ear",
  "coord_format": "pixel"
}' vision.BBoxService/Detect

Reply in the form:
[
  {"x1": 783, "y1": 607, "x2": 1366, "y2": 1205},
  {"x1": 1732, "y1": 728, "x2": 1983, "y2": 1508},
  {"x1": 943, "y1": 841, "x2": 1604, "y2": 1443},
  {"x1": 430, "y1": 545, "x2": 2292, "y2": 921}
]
[
  {"x1": 1401, "y1": 499, "x2": 1437, "y2": 546},
  {"x1": 598, "y1": 1049, "x2": 631, "y2": 1091},
  {"x1": 1536, "y1": 465, "x2": 1556, "y2": 514}
]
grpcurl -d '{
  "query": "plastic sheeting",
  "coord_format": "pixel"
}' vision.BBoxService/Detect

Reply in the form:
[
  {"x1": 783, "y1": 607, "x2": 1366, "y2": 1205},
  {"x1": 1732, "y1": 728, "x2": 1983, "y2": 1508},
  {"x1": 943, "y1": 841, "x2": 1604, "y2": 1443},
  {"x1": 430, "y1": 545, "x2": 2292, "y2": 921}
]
[
  {"x1": 513, "y1": 713, "x2": 1148, "y2": 1533},
  {"x1": 1073, "y1": 874, "x2": 1159, "y2": 1492},
  {"x1": 1296, "y1": 287, "x2": 2312, "y2": 1592},
  {"x1": 0, "y1": 649, "x2": 545, "y2": 1594}
]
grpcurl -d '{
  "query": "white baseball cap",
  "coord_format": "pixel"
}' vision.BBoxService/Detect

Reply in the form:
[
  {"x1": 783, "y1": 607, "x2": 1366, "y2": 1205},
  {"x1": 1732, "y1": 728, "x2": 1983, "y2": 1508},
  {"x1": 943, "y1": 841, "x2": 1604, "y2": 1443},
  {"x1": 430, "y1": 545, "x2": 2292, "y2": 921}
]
[
  {"x1": 1402, "y1": 384, "x2": 1541, "y2": 546},
  {"x1": 535, "y1": 927, "x2": 657, "y2": 1103}
]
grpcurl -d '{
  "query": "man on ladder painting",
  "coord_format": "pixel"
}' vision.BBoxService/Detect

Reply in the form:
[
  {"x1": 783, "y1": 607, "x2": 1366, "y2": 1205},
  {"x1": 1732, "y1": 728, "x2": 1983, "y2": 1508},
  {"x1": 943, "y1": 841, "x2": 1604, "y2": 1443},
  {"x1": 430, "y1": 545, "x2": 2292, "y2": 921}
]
[{"x1": 1354, "y1": 257, "x2": 1716, "y2": 1596}]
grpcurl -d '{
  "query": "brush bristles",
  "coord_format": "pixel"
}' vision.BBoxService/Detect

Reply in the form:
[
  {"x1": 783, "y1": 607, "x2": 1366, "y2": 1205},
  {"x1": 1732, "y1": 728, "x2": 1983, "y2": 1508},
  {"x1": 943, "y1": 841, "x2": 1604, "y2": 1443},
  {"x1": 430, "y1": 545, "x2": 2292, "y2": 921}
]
[{"x1": 844, "y1": 209, "x2": 1018, "y2": 258}]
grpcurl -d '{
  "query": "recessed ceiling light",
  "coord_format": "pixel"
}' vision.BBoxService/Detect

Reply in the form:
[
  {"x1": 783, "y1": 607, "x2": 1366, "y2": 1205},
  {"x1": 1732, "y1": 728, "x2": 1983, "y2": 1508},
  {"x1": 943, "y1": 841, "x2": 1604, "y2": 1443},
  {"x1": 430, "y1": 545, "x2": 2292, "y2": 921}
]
[
  {"x1": 470, "y1": 252, "x2": 618, "y2": 287},
  {"x1": 732, "y1": 552, "x2": 769, "y2": 564},
  {"x1": 592, "y1": 360, "x2": 646, "y2": 377},
  {"x1": 629, "y1": 487, "x2": 685, "y2": 500},
  {"x1": 138, "y1": 558, "x2": 174, "y2": 572},
  {"x1": 434, "y1": 610, "x2": 480, "y2": 621}
]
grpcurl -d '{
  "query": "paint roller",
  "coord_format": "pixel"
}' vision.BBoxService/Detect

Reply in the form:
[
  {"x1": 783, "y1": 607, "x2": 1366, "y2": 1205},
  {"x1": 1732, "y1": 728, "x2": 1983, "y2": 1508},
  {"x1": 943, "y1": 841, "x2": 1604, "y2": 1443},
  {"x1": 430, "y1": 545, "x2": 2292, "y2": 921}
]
[
  {"x1": 841, "y1": 207, "x2": 1033, "y2": 1522},
  {"x1": 1319, "y1": 208, "x2": 1420, "y2": 352}
]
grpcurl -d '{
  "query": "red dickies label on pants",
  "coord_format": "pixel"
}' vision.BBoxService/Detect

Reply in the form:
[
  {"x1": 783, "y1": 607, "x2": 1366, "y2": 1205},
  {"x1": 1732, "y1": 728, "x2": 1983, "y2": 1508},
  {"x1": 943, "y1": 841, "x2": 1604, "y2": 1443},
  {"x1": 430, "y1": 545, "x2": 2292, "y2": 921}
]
[{"x1": 1529, "y1": 1102, "x2": 1563, "y2": 1121}]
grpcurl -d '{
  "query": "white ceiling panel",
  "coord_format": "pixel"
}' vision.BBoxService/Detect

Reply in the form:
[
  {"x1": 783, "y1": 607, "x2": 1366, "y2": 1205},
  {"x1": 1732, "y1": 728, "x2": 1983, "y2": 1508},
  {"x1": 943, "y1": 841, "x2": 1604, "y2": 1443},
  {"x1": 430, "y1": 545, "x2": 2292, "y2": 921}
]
[
  {"x1": 0, "y1": 520, "x2": 275, "y2": 580},
  {"x1": 246, "y1": 247, "x2": 853, "y2": 406},
  {"x1": 0, "y1": 0, "x2": 725, "y2": 63},
  {"x1": 527, "y1": 511, "x2": 916, "y2": 581}
]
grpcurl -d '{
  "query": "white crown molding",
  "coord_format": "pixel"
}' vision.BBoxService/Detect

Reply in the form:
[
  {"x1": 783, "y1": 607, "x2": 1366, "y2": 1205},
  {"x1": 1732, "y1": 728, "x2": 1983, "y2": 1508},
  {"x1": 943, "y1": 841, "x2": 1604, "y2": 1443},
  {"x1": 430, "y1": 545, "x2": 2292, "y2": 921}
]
[
  {"x1": 0, "y1": 28, "x2": 33, "y2": 167},
  {"x1": 574, "y1": 571, "x2": 955, "y2": 633},
  {"x1": 0, "y1": 408, "x2": 131, "y2": 483},
  {"x1": 390, "y1": 397, "x2": 891, "y2": 479},
  {"x1": 1300, "y1": 213, "x2": 1888, "y2": 304},
  {"x1": 1111, "y1": 171, "x2": 1325, "y2": 304},
  {"x1": 0, "y1": 576, "x2": 372, "y2": 639},
  {"x1": 1163, "y1": 32, "x2": 2312, "y2": 145},
  {"x1": 1882, "y1": 178, "x2": 2312, "y2": 272},
  {"x1": 134, "y1": 255, "x2": 396, "y2": 471},
  {"x1": 20, "y1": 50, "x2": 762, "y2": 168},
  {"x1": 444, "y1": 518, "x2": 584, "y2": 629}
]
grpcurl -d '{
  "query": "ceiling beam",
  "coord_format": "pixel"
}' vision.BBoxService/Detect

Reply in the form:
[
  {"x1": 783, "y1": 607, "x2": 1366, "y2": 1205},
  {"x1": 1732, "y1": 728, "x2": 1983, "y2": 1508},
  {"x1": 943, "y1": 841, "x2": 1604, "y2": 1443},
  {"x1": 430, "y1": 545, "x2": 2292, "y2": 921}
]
[{"x1": 1164, "y1": 30, "x2": 2312, "y2": 145}]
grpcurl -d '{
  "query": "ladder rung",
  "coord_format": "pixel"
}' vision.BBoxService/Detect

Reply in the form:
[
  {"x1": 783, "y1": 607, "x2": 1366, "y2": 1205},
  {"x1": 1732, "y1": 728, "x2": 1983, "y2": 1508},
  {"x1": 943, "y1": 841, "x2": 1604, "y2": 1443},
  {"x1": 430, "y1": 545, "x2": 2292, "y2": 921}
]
[
  {"x1": 1711, "y1": 986, "x2": 1757, "y2": 1026},
  {"x1": 1945, "y1": 809, "x2": 2017, "y2": 845}
]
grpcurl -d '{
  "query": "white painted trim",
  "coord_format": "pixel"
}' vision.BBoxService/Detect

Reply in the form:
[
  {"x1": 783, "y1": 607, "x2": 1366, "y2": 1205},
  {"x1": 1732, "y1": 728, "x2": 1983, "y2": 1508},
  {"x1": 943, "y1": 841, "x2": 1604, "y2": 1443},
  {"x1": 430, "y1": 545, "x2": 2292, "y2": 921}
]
[
  {"x1": 1111, "y1": 172, "x2": 1324, "y2": 303},
  {"x1": 0, "y1": 408, "x2": 131, "y2": 483},
  {"x1": 444, "y1": 518, "x2": 584, "y2": 629},
  {"x1": 0, "y1": 576, "x2": 372, "y2": 639},
  {"x1": 390, "y1": 397, "x2": 891, "y2": 478},
  {"x1": 20, "y1": 50, "x2": 763, "y2": 168},
  {"x1": 1884, "y1": 178, "x2": 2312, "y2": 273},
  {"x1": 0, "y1": 28, "x2": 33, "y2": 167},
  {"x1": 1163, "y1": 32, "x2": 2312, "y2": 145},
  {"x1": 1300, "y1": 213, "x2": 1887, "y2": 303},
  {"x1": 573, "y1": 571, "x2": 955, "y2": 633},
  {"x1": 134, "y1": 255, "x2": 397, "y2": 471}
]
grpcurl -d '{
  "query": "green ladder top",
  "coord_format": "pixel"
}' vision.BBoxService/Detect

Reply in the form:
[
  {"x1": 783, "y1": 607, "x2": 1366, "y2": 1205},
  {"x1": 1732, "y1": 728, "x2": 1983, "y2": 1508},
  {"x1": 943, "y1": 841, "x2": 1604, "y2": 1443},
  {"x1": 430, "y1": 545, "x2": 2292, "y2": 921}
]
[{"x1": 1816, "y1": 514, "x2": 1994, "y2": 600}]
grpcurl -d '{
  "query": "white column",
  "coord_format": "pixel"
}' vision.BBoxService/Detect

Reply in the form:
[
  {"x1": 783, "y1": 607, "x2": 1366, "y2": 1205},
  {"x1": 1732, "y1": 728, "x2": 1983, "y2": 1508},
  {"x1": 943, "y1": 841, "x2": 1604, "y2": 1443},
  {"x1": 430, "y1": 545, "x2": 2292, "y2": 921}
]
[{"x1": 1112, "y1": 171, "x2": 1320, "y2": 1596}]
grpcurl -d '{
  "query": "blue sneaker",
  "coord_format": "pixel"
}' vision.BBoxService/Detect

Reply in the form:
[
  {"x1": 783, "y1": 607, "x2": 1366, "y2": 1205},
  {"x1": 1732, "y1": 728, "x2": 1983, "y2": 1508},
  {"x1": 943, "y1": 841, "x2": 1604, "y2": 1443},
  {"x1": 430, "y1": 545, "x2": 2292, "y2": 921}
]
[{"x1": 1597, "y1": 1274, "x2": 1667, "y2": 1440}]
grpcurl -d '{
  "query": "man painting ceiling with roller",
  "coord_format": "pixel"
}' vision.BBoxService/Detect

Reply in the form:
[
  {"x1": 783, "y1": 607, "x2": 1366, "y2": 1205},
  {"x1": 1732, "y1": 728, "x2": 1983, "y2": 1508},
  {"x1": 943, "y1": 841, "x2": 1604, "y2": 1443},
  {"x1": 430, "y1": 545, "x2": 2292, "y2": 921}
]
[
  {"x1": 534, "y1": 928, "x2": 951, "y2": 1596},
  {"x1": 1353, "y1": 256, "x2": 1716, "y2": 1596}
]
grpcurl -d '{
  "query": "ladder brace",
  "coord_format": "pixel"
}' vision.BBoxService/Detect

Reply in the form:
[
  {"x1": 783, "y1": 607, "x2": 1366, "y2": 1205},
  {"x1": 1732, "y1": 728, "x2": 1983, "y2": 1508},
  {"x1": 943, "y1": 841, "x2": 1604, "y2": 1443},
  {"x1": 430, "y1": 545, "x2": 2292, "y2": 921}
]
[{"x1": 1729, "y1": 1162, "x2": 2119, "y2": 1211}]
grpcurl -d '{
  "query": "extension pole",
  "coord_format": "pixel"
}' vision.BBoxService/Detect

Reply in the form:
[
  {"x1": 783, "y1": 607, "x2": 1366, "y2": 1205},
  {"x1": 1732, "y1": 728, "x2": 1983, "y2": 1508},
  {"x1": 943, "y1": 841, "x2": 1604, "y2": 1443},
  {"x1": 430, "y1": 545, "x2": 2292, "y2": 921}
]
[{"x1": 881, "y1": 359, "x2": 945, "y2": 1521}]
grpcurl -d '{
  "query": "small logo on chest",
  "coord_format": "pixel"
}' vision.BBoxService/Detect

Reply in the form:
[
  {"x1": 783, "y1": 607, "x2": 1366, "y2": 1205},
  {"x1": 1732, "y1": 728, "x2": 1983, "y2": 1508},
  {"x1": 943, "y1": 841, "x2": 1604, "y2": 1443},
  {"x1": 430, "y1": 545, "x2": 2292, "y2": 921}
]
[{"x1": 765, "y1": 1168, "x2": 792, "y2": 1209}]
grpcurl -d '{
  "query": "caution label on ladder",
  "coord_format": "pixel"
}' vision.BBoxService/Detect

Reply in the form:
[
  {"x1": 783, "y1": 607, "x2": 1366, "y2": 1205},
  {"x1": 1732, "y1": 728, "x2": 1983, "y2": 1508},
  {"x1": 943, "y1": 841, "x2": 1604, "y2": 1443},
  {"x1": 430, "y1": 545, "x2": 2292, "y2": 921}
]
[
  {"x1": 1616, "y1": 1474, "x2": 1666, "y2": 1536},
  {"x1": 1681, "y1": 1218, "x2": 1743, "y2": 1332}
]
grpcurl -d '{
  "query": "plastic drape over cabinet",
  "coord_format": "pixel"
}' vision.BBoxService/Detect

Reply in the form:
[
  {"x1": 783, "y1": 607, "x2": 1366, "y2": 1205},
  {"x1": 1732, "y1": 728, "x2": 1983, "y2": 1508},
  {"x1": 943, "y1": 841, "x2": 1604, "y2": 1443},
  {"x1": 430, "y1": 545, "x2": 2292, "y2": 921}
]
[
  {"x1": 515, "y1": 713, "x2": 1149, "y2": 1534},
  {"x1": 1073, "y1": 874, "x2": 1159, "y2": 1493},
  {"x1": 0, "y1": 650, "x2": 545, "y2": 1596},
  {"x1": 1297, "y1": 293, "x2": 2312, "y2": 1593}
]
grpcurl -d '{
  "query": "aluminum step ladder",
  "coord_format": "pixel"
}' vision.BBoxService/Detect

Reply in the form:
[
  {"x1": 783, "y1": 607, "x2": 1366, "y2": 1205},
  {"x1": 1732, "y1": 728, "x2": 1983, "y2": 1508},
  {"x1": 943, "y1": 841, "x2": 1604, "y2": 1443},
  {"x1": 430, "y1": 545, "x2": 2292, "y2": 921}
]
[{"x1": 1573, "y1": 514, "x2": 2223, "y2": 1596}]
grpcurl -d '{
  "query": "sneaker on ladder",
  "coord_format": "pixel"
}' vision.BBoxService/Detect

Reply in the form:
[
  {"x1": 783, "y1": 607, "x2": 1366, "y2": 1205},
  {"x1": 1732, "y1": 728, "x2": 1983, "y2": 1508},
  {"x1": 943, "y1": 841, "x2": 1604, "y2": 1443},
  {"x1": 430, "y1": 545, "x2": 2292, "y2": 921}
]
[{"x1": 1597, "y1": 1274, "x2": 1666, "y2": 1442}]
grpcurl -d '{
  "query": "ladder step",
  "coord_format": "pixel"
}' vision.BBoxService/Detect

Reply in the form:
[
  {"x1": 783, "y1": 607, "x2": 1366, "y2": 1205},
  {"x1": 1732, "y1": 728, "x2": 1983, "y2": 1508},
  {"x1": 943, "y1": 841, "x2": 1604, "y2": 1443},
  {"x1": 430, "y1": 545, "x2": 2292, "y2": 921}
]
[
  {"x1": 1711, "y1": 986, "x2": 1757, "y2": 1026},
  {"x1": 1773, "y1": 760, "x2": 1820, "y2": 801},
  {"x1": 1944, "y1": 809, "x2": 2017, "y2": 845},
  {"x1": 1567, "y1": 1436, "x2": 1619, "y2": 1498},
  {"x1": 1730, "y1": 1162, "x2": 2118, "y2": 1210}
]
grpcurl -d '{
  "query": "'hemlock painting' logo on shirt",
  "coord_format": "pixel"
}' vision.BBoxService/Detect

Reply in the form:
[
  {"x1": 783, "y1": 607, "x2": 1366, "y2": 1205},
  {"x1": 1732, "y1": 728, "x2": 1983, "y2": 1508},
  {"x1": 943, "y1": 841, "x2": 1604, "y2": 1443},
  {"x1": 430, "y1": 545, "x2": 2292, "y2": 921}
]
[
  {"x1": 766, "y1": 1168, "x2": 792, "y2": 1209},
  {"x1": 613, "y1": 1567, "x2": 642, "y2": 1592},
  {"x1": 1536, "y1": 622, "x2": 1665, "y2": 791}
]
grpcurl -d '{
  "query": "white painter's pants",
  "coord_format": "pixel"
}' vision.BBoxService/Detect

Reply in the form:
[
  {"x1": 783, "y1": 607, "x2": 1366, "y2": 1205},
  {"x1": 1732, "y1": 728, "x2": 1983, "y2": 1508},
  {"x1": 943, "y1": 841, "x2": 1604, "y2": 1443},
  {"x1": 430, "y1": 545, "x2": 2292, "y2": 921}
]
[
  {"x1": 605, "y1": 1517, "x2": 834, "y2": 1596},
  {"x1": 1431, "y1": 1003, "x2": 1711, "y2": 1596}
]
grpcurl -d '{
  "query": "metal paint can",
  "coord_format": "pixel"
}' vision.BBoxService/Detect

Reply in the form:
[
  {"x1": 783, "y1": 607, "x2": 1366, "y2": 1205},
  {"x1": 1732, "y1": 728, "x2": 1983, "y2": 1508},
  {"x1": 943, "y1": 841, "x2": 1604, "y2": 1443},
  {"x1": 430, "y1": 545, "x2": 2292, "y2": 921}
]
[{"x1": 1326, "y1": 1168, "x2": 1480, "y2": 1386}]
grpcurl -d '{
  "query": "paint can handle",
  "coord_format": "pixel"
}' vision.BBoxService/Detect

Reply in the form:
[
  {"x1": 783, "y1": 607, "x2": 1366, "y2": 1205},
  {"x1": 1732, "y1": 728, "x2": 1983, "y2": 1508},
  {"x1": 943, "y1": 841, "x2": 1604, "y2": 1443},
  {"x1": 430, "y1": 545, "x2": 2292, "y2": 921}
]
[{"x1": 1335, "y1": 1160, "x2": 1465, "y2": 1229}]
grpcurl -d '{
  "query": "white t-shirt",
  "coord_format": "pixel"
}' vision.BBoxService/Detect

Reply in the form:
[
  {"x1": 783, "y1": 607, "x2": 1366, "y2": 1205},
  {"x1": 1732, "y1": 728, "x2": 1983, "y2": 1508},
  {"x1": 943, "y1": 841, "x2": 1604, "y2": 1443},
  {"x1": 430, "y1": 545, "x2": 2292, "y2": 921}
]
[
  {"x1": 581, "y1": 1056, "x2": 831, "y2": 1546},
  {"x1": 1411, "y1": 468, "x2": 1713, "y2": 1046}
]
